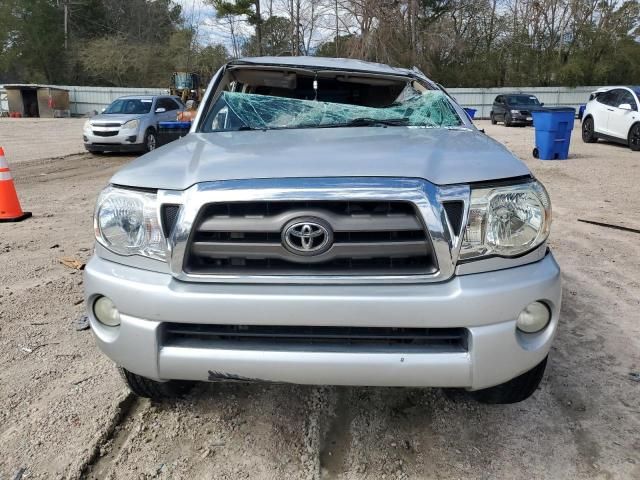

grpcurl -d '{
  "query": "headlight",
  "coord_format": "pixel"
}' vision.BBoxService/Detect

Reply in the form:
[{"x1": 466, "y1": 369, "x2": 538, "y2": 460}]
[
  {"x1": 121, "y1": 119, "x2": 139, "y2": 130},
  {"x1": 459, "y1": 181, "x2": 551, "y2": 261},
  {"x1": 83, "y1": 120, "x2": 91, "y2": 130},
  {"x1": 94, "y1": 186, "x2": 167, "y2": 260},
  {"x1": 510, "y1": 109, "x2": 520, "y2": 115}
]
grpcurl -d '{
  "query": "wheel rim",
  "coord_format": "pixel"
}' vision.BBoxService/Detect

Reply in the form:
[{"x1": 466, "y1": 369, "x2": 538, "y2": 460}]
[
  {"x1": 583, "y1": 119, "x2": 593, "y2": 139},
  {"x1": 147, "y1": 133, "x2": 156, "y2": 150},
  {"x1": 631, "y1": 126, "x2": 640, "y2": 148}
]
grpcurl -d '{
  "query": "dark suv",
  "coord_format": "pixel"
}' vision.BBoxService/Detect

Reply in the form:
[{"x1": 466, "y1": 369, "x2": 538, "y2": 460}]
[{"x1": 491, "y1": 94, "x2": 545, "y2": 126}]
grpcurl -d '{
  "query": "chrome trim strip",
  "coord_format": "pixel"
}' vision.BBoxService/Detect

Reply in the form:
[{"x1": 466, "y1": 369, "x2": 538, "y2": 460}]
[
  {"x1": 437, "y1": 184, "x2": 471, "y2": 265},
  {"x1": 163, "y1": 178, "x2": 470, "y2": 284},
  {"x1": 191, "y1": 240, "x2": 432, "y2": 265},
  {"x1": 198, "y1": 208, "x2": 422, "y2": 232}
]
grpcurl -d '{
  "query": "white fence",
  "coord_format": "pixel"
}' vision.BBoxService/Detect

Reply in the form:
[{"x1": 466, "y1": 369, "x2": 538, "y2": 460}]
[
  {"x1": 59, "y1": 85, "x2": 167, "y2": 116},
  {"x1": 1, "y1": 84, "x2": 598, "y2": 118},
  {"x1": 0, "y1": 88, "x2": 7, "y2": 114},
  {"x1": 0, "y1": 85, "x2": 167, "y2": 116},
  {"x1": 448, "y1": 86, "x2": 598, "y2": 118}
]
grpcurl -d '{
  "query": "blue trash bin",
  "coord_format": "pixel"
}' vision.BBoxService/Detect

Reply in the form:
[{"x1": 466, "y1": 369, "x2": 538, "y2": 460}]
[
  {"x1": 464, "y1": 108, "x2": 477, "y2": 119},
  {"x1": 531, "y1": 108, "x2": 575, "y2": 160},
  {"x1": 158, "y1": 121, "x2": 192, "y2": 147},
  {"x1": 578, "y1": 105, "x2": 586, "y2": 120}
]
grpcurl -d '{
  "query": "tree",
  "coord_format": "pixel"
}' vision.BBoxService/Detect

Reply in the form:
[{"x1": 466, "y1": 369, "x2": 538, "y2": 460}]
[
  {"x1": 0, "y1": 0, "x2": 66, "y2": 83},
  {"x1": 242, "y1": 15, "x2": 292, "y2": 56},
  {"x1": 211, "y1": 0, "x2": 263, "y2": 54}
]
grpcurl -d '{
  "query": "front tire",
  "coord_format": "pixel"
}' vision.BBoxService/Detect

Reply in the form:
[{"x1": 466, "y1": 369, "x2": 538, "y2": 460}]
[
  {"x1": 143, "y1": 128, "x2": 157, "y2": 153},
  {"x1": 490, "y1": 113, "x2": 497, "y2": 125},
  {"x1": 119, "y1": 368, "x2": 193, "y2": 400},
  {"x1": 504, "y1": 112, "x2": 513, "y2": 127},
  {"x1": 582, "y1": 116, "x2": 597, "y2": 143},
  {"x1": 470, "y1": 356, "x2": 548, "y2": 404},
  {"x1": 628, "y1": 123, "x2": 640, "y2": 151}
]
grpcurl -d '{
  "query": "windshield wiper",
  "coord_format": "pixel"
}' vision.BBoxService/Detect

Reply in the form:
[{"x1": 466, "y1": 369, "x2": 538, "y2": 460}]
[
  {"x1": 247, "y1": 118, "x2": 411, "y2": 131},
  {"x1": 295, "y1": 117, "x2": 410, "y2": 130},
  {"x1": 344, "y1": 117, "x2": 409, "y2": 127}
]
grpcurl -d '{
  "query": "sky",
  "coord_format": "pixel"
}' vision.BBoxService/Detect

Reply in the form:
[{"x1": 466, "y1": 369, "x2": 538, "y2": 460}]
[
  {"x1": 174, "y1": 0, "x2": 338, "y2": 54},
  {"x1": 175, "y1": 0, "x2": 252, "y2": 49}
]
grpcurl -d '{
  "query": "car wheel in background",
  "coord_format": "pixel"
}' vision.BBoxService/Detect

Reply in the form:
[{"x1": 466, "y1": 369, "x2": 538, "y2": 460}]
[
  {"x1": 504, "y1": 113, "x2": 513, "y2": 127},
  {"x1": 144, "y1": 128, "x2": 157, "y2": 153},
  {"x1": 490, "y1": 113, "x2": 497, "y2": 125},
  {"x1": 628, "y1": 123, "x2": 640, "y2": 151},
  {"x1": 119, "y1": 368, "x2": 193, "y2": 400},
  {"x1": 470, "y1": 356, "x2": 548, "y2": 404},
  {"x1": 582, "y1": 116, "x2": 597, "y2": 143}
]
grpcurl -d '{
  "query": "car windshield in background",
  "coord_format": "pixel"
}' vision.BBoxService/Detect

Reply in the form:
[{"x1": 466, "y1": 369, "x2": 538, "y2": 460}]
[
  {"x1": 104, "y1": 99, "x2": 152, "y2": 114},
  {"x1": 507, "y1": 95, "x2": 540, "y2": 106},
  {"x1": 202, "y1": 90, "x2": 462, "y2": 132}
]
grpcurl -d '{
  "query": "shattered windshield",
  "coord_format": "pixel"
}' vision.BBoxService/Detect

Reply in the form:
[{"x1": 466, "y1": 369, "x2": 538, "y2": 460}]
[{"x1": 201, "y1": 89, "x2": 462, "y2": 132}]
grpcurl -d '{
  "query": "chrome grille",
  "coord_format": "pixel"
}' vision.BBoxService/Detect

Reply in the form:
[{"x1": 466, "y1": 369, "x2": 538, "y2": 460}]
[{"x1": 183, "y1": 201, "x2": 436, "y2": 276}]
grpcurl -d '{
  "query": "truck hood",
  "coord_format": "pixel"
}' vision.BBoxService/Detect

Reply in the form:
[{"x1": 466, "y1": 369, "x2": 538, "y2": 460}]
[
  {"x1": 90, "y1": 114, "x2": 144, "y2": 125},
  {"x1": 110, "y1": 127, "x2": 530, "y2": 190}
]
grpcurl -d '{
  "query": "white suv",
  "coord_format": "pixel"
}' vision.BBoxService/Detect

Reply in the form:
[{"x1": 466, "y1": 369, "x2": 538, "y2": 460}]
[{"x1": 582, "y1": 86, "x2": 640, "y2": 151}]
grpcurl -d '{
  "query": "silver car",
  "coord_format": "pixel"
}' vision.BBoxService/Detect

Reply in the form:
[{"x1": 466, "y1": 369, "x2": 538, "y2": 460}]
[
  {"x1": 85, "y1": 57, "x2": 561, "y2": 404},
  {"x1": 83, "y1": 95, "x2": 184, "y2": 153}
]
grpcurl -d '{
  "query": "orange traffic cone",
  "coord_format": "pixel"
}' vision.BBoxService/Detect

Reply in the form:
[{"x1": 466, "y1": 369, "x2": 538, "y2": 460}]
[{"x1": 0, "y1": 147, "x2": 31, "y2": 222}]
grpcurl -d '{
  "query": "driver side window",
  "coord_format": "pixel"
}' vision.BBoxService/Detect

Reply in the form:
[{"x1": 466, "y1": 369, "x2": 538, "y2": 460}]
[
  {"x1": 618, "y1": 91, "x2": 637, "y2": 111},
  {"x1": 157, "y1": 98, "x2": 179, "y2": 111},
  {"x1": 597, "y1": 90, "x2": 620, "y2": 107}
]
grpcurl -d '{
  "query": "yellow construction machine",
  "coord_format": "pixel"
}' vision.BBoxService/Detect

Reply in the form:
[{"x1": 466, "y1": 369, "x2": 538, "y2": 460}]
[{"x1": 170, "y1": 72, "x2": 204, "y2": 104}]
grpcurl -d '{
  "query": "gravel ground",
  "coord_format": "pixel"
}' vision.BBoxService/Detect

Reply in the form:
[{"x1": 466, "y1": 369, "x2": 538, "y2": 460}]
[
  {"x1": 0, "y1": 120, "x2": 639, "y2": 480},
  {"x1": 0, "y1": 118, "x2": 86, "y2": 163}
]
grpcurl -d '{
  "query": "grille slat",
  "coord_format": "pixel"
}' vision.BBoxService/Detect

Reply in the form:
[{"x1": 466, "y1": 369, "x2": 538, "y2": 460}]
[
  {"x1": 92, "y1": 130, "x2": 119, "y2": 137},
  {"x1": 184, "y1": 201, "x2": 436, "y2": 276},
  {"x1": 199, "y1": 209, "x2": 422, "y2": 233},
  {"x1": 191, "y1": 240, "x2": 430, "y2": 264},
  {"x1": 164, "y1": 323, "x2": 468, "y2": 353}
]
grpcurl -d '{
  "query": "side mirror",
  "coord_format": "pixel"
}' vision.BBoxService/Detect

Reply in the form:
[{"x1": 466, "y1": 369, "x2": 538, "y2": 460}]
[
  {"x1": 619, "y1": 103, "x2": 633, "y2": 111},
  {"x1": 155, "y1": 107, "x2": 166, "y2": 113},
  {"x1": 540, "y1": 102, "x2": 545, "y2": 106}
]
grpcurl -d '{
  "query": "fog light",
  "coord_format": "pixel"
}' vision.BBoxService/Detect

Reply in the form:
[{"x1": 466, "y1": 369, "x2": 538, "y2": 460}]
[
  {"x1": 517, "y1": 301, "x2": 550, "y2": 333},
  {"x1": 93, "y1": 296, "x2": 120, "y2": 327}
]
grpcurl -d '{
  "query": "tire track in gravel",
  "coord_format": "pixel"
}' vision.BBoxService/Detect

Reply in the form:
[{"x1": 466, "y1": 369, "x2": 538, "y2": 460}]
[
  {"x1": 11, "y1": 153, "x2": 134, "y2": 186},
  {"x1": 303, "y1": 386, "x2": 336, "y2": 480},
  {"x1": 318, "y1": 387, "x2": 354, "y2": 479},
  {"x1": 78, "y1": 393, "x2": 141, "y2": 480}
]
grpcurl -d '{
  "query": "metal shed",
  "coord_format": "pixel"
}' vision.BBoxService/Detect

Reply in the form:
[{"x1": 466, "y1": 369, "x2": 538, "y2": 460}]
[{"x1": 3, "y1": 84, "x2": 70, "y2": 118}]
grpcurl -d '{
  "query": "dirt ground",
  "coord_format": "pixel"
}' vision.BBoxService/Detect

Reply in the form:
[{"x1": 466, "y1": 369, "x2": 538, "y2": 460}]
[
  {"x1": 0, "y1": 119, "x2": 638, "y2": 480},
  {"x1": 0, "y1": 118, "x2": 86, "y2": 163}
]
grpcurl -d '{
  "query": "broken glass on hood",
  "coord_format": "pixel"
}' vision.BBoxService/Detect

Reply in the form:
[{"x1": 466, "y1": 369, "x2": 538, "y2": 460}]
[{"x1": 202, "y1": 89, "x2": 463, "y2": 132}]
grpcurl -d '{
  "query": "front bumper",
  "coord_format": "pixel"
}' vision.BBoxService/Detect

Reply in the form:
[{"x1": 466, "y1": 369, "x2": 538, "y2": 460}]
[
  {"x1": 510, "y1": 114, "x2": 533, "y2": 125},
  {"x1": 84, "y1": 129, "x2": 143, "y2": 152},
  {"x1": 84, "y1": 252, "x2": 561, "y2": 390}
]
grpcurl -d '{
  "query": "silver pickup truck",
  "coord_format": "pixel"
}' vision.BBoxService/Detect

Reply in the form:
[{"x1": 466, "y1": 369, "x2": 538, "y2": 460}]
[{"x1": 85, "y1": 57, "x2": 561, "y2": 403}]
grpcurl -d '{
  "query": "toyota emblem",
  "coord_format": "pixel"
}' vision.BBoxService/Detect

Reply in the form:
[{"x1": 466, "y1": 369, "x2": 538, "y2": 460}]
[{"x1": 282, "y1": 218, "x2": 333, "y2": 256}]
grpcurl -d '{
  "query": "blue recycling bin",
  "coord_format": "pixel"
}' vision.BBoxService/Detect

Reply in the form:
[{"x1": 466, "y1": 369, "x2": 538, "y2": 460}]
[
  {"x1": 531, "y1": 108, "x2": 575, "y2": 160},
  {"x1": 464, "y1": 108, "x2": 477, "y2": 119},
  {"x1": 578, "y1": 105, "x2": 586, "y2": 120},
  {"x1": 158, "y1": 121, "x2": 191, "y2": 146}
]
